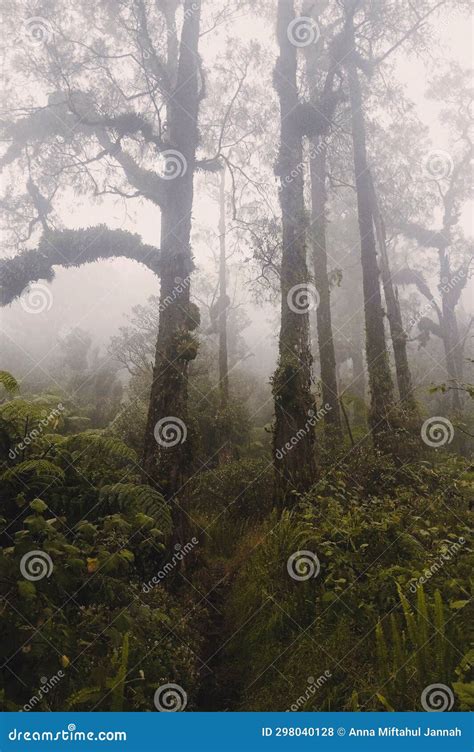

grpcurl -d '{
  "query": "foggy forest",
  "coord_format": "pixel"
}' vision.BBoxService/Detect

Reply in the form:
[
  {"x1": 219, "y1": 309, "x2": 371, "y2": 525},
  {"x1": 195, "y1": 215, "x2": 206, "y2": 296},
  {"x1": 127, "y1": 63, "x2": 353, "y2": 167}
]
[{"x1": 0, "y1": 0, "x2": 472, "y2": 714}]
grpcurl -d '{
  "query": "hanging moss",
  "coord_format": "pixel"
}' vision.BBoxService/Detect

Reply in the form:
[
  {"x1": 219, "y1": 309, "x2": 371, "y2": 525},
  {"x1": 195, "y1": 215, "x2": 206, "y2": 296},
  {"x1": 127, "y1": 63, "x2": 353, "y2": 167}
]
[
  {"x1": 173, "y1": 328, "x2": 199, "y2": 362},
  {"x1": 0, "y1": 227, "x2": 161, "y2": 306},
  {"x1": 184, "y1": 302, "x2": 201, "y2": 332}
]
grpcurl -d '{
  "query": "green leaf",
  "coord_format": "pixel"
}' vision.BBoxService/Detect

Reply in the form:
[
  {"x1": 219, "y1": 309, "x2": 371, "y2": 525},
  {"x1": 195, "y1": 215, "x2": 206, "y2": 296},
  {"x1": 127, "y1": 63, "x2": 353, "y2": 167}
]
[
  {"x1": 453, "y1": 683, "x2": 474, "y2": 709},
  {"x1": 0, "y1": 371, "x2": 19, "y2": 393},
  {"x1": 18, "y1": 580, "x2": 36, "y2": 600},
  {"x1": 376, "y1": 693, "x2": 395, "y2": 712},
  {"x1": 30, "y1": 498, "x2": 48, "y2": 514}
]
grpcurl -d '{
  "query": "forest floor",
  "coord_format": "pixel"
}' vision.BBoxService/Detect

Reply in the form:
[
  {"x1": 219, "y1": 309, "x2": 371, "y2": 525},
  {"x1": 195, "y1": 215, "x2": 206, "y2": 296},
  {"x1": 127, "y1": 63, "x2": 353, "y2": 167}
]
[{"x1": 179, "y1": 453, "x2": 473, "y2": 712}]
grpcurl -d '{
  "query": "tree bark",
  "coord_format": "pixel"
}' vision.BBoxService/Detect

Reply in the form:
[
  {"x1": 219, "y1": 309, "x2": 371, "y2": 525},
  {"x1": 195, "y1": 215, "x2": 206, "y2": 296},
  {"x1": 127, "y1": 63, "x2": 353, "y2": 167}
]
[
  {"x1": 438, "y1": 249, "x2": 463, "y2": 412},
  {"x1": 344, "y1": 14, "x2": 395, "y2": 442},
  {"x1": 218, "y1": 168, "x2": 230, "y2": 408},
  {"x1": 217, "y1": 168, "x2": 233, "y2": 465},
  {"x1": 349, "y1": 341, "x2": 367, "y2": 424},
  {"x1": 367, "y1": 171, "x2": 417, "y2": 413},
  {"x1": 301, "y1": 4, "x2": 343, "y2": 441},
  {"x1": 310, "y1": 143, "x2": 343, "y2": 439},
  {"x1": 272, "y1": 0, "x2": 316, "y2": 503},
  {"x1": 142, "y1": 0, "x2": 202, "y2": 496}
]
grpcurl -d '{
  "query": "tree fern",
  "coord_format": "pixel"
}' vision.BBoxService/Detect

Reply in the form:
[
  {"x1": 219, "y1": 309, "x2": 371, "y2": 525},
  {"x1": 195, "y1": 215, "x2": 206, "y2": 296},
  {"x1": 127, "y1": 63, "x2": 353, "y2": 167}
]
[
  {"x1": 99, "y1": 483, "x2": 171, "y2": 534},
  {"x1": 0, "y1": 371, "x2": 19, "y2": 394},
  {"x1": 64, "y1": 433, "x2": 137, "y2": 464},
  {"x1": 1, "y1": 459, "x2": 65, "y2": 484},
  {"x1": 0, "y1": 398, "x2": 63, "y2": 439},
  {"x1": 0, "y1": 399, "x2": 46, "y2": 425}
]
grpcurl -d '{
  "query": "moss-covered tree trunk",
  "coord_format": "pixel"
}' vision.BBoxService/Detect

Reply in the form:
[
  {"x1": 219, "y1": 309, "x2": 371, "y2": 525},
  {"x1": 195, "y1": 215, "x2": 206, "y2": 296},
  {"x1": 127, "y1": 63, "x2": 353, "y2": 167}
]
[
  {"x1": 142, "y1": 0, "x2": 202, "y2": 496},
  {"x1": 272, "y1": 0, "x2": 316, "y2": 503},
  {"x1": 344, "y1": 14, "x2": 395, "y2": 442},
  {"x1": 301, "y1": 6, "x2": 342, "y2": 442}
]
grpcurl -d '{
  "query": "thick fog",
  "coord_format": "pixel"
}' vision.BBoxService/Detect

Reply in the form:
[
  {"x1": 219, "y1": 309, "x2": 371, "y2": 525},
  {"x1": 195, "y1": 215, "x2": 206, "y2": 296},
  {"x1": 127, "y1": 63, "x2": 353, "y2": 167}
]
[{"x1": 1, "y1": 5, "x2": 471, "y2": 399}]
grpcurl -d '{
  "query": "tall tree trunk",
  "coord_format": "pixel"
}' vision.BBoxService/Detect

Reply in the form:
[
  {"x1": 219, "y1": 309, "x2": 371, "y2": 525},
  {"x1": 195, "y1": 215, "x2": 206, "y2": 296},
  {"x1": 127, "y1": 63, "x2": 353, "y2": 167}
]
[
  {"x1": 349, "y1": 339, "x2": 367, "y2": 425},
  {"x1": 217, "y1": 168, "x2": 233, "y2": 465},
  {"x1": 142, "y1": 0, "x2": 201, "y2": 496},
  {"x1": 272, "y1": 0, "x2": 316, "y2": 503},
  {"x1": 367, "y1": 171, "x2": 417, "y2": 413},
  {"x1": 310, "y1": 143, "x2": 343, "y2": 439},
  {"x1": 439, "y1": 249, "x2": 463, "y2": 412},
  {"x1": 218, "y1": 168, "x2": 229, "y2": 408},
  {"x1": 344, "y1": 14, "x2": 395, "y2": 442},
  {"x1": 302, "y1": 2, "x2": 342, "y2": 441}
]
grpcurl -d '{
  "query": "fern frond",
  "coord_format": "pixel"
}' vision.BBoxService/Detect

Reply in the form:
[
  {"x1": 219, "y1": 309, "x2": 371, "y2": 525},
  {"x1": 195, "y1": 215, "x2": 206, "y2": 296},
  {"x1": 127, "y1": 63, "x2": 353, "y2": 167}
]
[
  {"x1": 390, "y1": 614, "x2": 405, "y2": 687},
  {"x1": 0, "y1": 371, "x2": 19, "y2": 394},
  {"x1": 416, "y1": 586, "x2": 429, "y2": 675},
  {"x1": 99, "y1": 483, "x2": 171, "y2": 534},
  {"x1": 433, "y1": 589, "x2": 446, "y2": 677},
  {"x1": 1, "y1": 459, "x2": 65, "y2": 484},
  {"x1": 65, "y1": 686, "x2": 103, "y2": 709},
  {"x1": 375, "y1": 620, "x2": 389, "y2": 682},
  {"x1": 64, "y1": 433, "x2": 137, "y2": 464},
  {"x1": 110, "y1": 632, "x2": 130, "y2": 712}
]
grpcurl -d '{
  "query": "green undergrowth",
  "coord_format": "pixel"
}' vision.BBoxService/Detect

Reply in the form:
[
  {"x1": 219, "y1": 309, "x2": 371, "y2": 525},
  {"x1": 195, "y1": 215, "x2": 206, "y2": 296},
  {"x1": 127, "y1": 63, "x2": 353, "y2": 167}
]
[
  {"x1": 1, "y1": 380, "x2": 472, "y2": 712},
  {"x1": 184, "y1": 451, "x2": 473, "y2": 711},
  {"x1": 0, "y1": 391, "x2": 203, "y2": 711}
]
